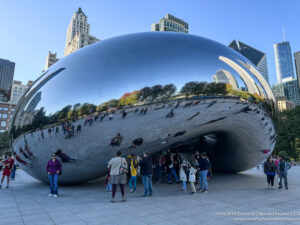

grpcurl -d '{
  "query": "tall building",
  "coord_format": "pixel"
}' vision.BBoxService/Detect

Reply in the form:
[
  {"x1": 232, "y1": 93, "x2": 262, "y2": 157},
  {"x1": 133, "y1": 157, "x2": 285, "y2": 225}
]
[
  {"x1": 44, "y1": 51, "x2": 59, "y2": 70},
  {"x1": 212, "y1": 69, "x2": 238, "y2": 89},
  {"x1": 274, "y1": 41, "x2": 294, "y2": 82},
  {"x1": 10, "y1": 80, "x2": 33, "y2": 105},
  {"x1": 151, "y1": 14, "x2": 189, "y2": 33},
  {"x1": 0, "y1": 58, "x2": 15, "y2": 102},
  {"x1": 229, "y1": 40, "x2": 269, "y2": 83},
  {"x1": 284, "y1": 79, "x2": 300, "y2": 106},
  {"x1": 0, "y1": 102, "x2": 15, "y2": 132},
  {"x1": 64, "y1": 8, "x2": 100, "y2": 56},
  {"x1": 294, "y1": 51, "x2": 300, "y2": 89},
  {"x1": 272, "y1": 79, "x2": 300, "y2": 106}
]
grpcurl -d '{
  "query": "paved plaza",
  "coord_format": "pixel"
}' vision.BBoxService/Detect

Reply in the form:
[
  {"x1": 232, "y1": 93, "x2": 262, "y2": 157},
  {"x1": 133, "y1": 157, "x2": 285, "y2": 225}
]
[{"x1": 1, "y1": 167, "x2": 300, "y2": 225}]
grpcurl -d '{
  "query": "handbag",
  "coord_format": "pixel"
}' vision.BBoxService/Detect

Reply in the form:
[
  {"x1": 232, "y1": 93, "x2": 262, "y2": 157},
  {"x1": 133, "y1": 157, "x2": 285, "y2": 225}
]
[{"x1": 119, "y1": 157, "x2": 128, "y2": 174}]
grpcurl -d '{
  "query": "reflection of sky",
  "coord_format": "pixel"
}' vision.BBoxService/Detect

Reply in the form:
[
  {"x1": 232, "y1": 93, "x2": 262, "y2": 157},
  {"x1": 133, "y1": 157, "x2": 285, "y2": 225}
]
[{"x1": 24, "y1": 32, "x2": 269, "y2": 115}]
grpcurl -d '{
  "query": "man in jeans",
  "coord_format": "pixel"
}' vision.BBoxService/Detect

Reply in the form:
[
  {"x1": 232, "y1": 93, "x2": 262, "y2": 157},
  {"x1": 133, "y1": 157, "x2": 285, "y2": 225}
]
[
  {"x1": 278, "y1": 157, "x2": 291, "y2": 189},
  {"x1": 138, "y1": 152, "x2": 153, "y2": 197},
  {"x1": 198, "y1": 152, "x2": 209, "y2": 193}
]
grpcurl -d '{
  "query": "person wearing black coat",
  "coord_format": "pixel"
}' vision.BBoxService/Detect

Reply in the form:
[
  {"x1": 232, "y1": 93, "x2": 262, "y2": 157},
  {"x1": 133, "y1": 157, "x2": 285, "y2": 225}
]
[
  {"x1": 138, "y1": 152, "x2": 153, "y2": 197},
  {"x1": 263, "y1": 157, "x2": 279, "y2": 189}
]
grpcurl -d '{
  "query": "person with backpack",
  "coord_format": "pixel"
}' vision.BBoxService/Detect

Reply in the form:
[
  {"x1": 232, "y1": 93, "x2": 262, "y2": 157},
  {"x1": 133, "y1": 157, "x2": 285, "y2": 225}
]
[
  {"x1": 128, "y1": 153, "x2": 138, "y2": 193},
  {"x1": 107, "y1": 151, "x2": 128, "y2": 202},
  {"x1": 278, "y1": 157, "x2": 291, "y2": 189},
  {"x1": 263, "y1": 157, "x2": 278, "y2": 189},
  {"x1": 138, "y1": 152, "x2": 153, "y2": 197},
  {"x1": 46, "y1": 153, "x2": 62, "y2": 197}
]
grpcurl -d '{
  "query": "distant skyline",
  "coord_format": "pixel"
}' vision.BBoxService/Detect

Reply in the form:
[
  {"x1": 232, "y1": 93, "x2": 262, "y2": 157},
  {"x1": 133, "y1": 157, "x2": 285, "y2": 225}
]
[{"x1": 1, "y1": 0, "x2": 300, "y2": 86}]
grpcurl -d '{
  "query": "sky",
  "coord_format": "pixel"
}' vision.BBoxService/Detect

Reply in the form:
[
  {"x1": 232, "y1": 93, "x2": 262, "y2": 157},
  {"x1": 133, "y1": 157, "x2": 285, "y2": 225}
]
[{"x1": 1, "y1": 0, "x2": 300, "y2": 86}]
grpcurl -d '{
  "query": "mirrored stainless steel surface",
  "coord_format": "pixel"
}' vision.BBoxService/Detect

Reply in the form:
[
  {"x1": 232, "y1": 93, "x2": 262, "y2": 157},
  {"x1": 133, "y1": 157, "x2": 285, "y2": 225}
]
[{"x1": 11, "y1": 32, "x2": 277, "y2": 183}]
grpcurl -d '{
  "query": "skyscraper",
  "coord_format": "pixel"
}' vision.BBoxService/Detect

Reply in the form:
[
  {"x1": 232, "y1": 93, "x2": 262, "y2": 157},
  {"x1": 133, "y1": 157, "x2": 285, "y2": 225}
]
[
  {"x1": 10, "y1": 80, "x2": 33, "y2": 105},
  {"x1": 0, "y1": 58, "x2": 15, "y2": 102},
  {"x1": 229, "y1": 40, "x2": 269, "y2": 83},
  {"x1": 273, "y1": 41, "x2": 294, "y2": 82},
  {"x1": 284, "y1": 79, "x2": 300, "y2": 106},
  {"x1": 151, "y1": 14, "x2": 189, "y2": 33},
  {"x1": 44, "y1": 51, "x2": 59, "y2": 70},
  {"x1": 294, "y1": 51, "x2": 300, "y2": 89},
  {"x1": 64, "y1": 8, "x2": 100, "y2": 56}
]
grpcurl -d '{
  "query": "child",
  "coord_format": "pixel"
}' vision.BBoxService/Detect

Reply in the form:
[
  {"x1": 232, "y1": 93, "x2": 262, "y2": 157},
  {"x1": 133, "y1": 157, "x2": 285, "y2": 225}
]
[
  {"x1": 105, "y1": 168, "x2": 112, "y2": 193},
  {"x1": 128, "y1": 153, "x2": 138, "y2": 193},
  {"x1": 179, "y1": 163, "x2": 187, "y2": 192},
  {"x1": 188, "y1": 164, "x2": 197, "y2": 195}
]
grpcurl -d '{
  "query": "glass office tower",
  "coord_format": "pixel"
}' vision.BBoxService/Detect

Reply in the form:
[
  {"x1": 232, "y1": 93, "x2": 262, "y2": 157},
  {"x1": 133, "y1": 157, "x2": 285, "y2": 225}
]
[{"x1": 274, "y1": 41, "x2": 294, "y2": 82}]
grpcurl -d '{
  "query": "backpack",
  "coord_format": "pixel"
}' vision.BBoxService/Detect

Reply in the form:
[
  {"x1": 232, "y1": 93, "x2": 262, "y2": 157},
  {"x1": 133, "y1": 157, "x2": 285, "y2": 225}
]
[{"x1": 119, "y1": 158, "x2": 128, "y2": 174}]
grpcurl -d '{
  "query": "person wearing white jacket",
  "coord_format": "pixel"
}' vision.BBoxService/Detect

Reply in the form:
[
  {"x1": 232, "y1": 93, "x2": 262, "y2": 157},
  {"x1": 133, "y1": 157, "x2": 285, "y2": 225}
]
[
  {"x1": 189, "y1": 165, "x2": 197, "y2": 195},
  {"x1": 179, "y1": 164, "x2": 187, "y2": 192}
]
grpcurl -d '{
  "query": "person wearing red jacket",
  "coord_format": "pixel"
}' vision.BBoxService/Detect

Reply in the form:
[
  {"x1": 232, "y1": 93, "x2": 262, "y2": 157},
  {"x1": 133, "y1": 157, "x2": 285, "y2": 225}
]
[{"x1": 0, "y1": 153, "x2": 14, "y2": 189}]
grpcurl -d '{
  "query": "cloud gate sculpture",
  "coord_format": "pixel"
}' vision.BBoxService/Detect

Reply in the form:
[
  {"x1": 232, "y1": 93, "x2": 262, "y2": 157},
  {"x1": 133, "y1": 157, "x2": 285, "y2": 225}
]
[{"x1": 11, "y1": 32, "x2": 277, "y2": 183}]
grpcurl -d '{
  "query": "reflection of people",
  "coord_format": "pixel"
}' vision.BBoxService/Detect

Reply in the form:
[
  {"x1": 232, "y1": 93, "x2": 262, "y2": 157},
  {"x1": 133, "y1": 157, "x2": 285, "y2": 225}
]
[
  {"x1": 166, "y1": 109, "x2": 174, "y2": 118},
  {"x1": 76, "y1": 124, "x2": 81, "y2": 133},
  {"x1": 0, "y1": 153, "x2": 14, "y2": 189},
  {"x1": 19, "y1": 147, "x2": 31, "y2": 160},
  {"x1": 55, "y1": 149, "x2": 76, "y2": 163},
  {"x1": 46, "y1": 153, "x2": 62, "y2": 198},
  {"x1": 55, "y1": 127, "x2": 59, "y2": 135},
  {"x1": 109, "y1": 133, "x2": 123, "y2": 146},
  {"x1": 130, "y1": 138, "x2": 143, "y2": 148},
  {"x1": 107, "y1": 151, "x2": 127, "y2": 202}
]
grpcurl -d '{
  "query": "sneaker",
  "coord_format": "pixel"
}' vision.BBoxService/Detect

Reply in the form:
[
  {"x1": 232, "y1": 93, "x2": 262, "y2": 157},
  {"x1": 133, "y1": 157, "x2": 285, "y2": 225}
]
[
  {"x1": 129, "y1": 189, "x2": 134, "y2": 193},
  {"x1": 122, "y1": 196, "x2": 126, "y2": 202},
  {"x1": 0, "y1": 185, "x2": 2, "y2": 189},
  {"x1": 53, "y1": 194, "x2": 58, "y2": 198},
  {"x1": 176, "y1": 181, "x2": 180, "y2": 184},
  {"x1": 191, "y1": 192, "x2": 197, "y2": 195},
  {"x1": 279, "y1": 186, "x2": 282, "y2": 189},
  {"x1": 6, "y1": 185, "x2": 9, "y2": 189},
  {"x1": 48, "y1": 193, "x2": 53, "y2": 197},
  {"x1": 142, "y1": 195, "x2": 148, "y2": 198},
  {"x1": 285, "y1": 187, "x2": 288, "y2": 189},
  {"x1": 111, "y1": 197, "x2": 115, "y2": 203}
]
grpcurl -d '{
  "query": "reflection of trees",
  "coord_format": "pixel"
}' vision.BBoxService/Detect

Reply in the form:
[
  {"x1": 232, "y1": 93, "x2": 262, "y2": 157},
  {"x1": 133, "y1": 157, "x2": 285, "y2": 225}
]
[
  {"x1": 138, "y1": 84, "x2": 176, "y2": 102},
  {"x1": 180, "y1": 81, "x2": 227, "y2": 96}
]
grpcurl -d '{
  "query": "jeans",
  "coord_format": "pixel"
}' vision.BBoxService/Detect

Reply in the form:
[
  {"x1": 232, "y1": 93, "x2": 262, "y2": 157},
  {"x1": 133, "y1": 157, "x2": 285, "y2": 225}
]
[
  {"x1": 168, "y1": 168, "x2": 178, "y2": 183},
  {"x1": 106, "y1": 183, "x2": 112, "y2": 192},
  {"x1": 129, "y1": 176, "x2": 137, "y2": 191},
  {"x1": 182, "y1": 181, "x2": 187, "y2": 191},
  {"x1": 279, "y1": 171, "x2": 288, "y2": 188},
  {"x1": 142, "y1": 175, "x2": 153, "y2": 196},
  {"x1": 10, "y1": 166, "x2": 16, "y2": 179},
  {"x1": 199, "y1": 170, "x2": 208, "y2": 190},
  {"x1": 48, "y1": 174, "x2": 58, "y2": 195}
]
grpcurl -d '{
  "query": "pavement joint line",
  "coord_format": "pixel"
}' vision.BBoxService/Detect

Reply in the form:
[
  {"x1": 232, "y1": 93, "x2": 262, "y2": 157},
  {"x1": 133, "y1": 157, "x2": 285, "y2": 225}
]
[{"x1": 11, "y1": 187, "x2": 25, "y2": 225}]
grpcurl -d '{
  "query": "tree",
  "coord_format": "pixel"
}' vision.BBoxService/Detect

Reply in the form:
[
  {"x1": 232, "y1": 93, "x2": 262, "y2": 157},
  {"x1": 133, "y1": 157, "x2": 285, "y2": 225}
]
[
  {"x1": 162, "y1": 84, "x2": 176, "y2": 100},
  {"x1": 0, "y1": 131, "x2": 10, "y2": 156},
  {"x1": 180, "y1": 81, "x2": 199, "y2": 97}
]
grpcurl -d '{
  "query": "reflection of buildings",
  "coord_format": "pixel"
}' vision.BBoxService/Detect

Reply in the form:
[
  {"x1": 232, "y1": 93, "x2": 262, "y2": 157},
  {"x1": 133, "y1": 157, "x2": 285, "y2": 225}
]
[
  {"x1": 151, "y1": 14, "x2": 189, "y2": 33},
  {"x1": 274, "y1": 41, "x2": 294, "y2": 82},
  {"x1": 0, "y1": 58, "x2": 15, "y2": 102},
  {"x1": 212, "y1": 69, "x2": 238, "y2": 89},
  {"x1": 0, "y1": 102, "x2": 15, "y2": 132},
  {"x1": 10, "y1": 80, "x2": 33, "y2": 105},
  {"x1": 229, "y1": 40, "x2": 269, "y2": 83},
  {"x1": 294, "y1": 51, "x2": 300, "y2": 90},
  {"x1": 64, "y1": 8, "x2": 100, "y2": 56},
  {"x1": 44, "y1": 51, "x2": 59, "y2": 70},
  {"x1": 272, "y1": 79, "x2": 300, "y2": 106},
  {"x1": 276, "y1": 96, "x2": 294, "y2": 111}
]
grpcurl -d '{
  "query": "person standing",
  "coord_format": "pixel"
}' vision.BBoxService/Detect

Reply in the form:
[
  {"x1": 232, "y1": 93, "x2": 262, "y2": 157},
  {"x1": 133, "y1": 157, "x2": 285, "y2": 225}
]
[
  {"x1": 179, "y1": 163, "x2": 187, "y2": 192},
  {"x1": 198, "y1": 152, "x2": 209, "y2": 193},
  {"x1": 10, "y1": 163, "x2": 17, "y2": 180},
  {"x1": 189, "y1": 164, "x2": 197, "y2": 195},
  {"x1": 128, "y1": 153, "x2": 138, "y2": 193},
  {"x1": 0, "y1": 153, "x2": 15, "y2": 189},
  {"x1": 107, "y1": 151, "x2": 127, "y2": 202},
  {"x1": 46, "y1": 153, "x2": 62, "y2": 197},
  {"x1": 263, "y1": 157, "x2": 278, "y2": 189},
  {"x1": 278, "y1": 157, "x2": 291, "y2": 189},
  {"x1": 138, "y1": 152, "x2": 153, "y2": 197}
]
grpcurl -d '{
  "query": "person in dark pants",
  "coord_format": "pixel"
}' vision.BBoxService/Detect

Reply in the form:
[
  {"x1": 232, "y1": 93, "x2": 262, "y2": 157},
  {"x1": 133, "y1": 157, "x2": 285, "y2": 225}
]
[
  {"x1": 278, "y1": 157, "x2": 291, "y2": 189},
  {"x1": 138, "y1": 152, "x2": 153, "y2": 197},
  {"x1": 263, "y1": 157, "x2": 278, "y2": 189},
  {"x1": 198, "y1": 152, "x2": 209, "y2": 193},
  {"x1": 46, "y1": 153, "x2": 62, "y2": 197}
]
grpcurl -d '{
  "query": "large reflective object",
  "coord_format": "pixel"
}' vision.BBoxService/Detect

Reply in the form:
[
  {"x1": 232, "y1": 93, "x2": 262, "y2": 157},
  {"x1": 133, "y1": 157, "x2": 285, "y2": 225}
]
[{"x1": 11, "y1": 32, "x2": 277, "y2": 183}]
